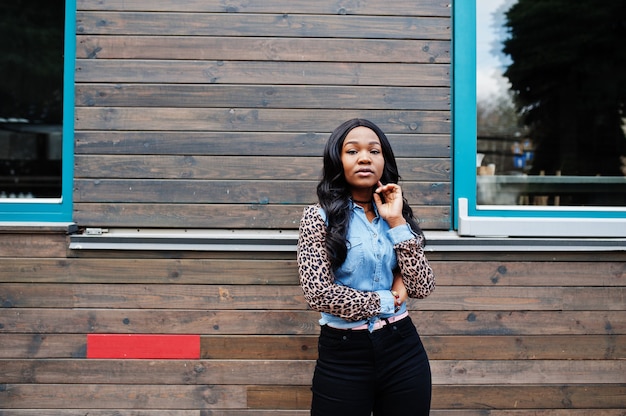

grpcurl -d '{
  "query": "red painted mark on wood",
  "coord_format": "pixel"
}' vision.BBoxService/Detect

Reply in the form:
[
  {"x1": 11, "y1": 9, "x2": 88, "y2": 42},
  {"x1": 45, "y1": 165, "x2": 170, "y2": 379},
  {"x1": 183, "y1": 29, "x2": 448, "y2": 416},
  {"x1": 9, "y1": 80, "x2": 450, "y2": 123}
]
[{"x1": 87, "y1": 334, "x2": 200, "y2": 359}]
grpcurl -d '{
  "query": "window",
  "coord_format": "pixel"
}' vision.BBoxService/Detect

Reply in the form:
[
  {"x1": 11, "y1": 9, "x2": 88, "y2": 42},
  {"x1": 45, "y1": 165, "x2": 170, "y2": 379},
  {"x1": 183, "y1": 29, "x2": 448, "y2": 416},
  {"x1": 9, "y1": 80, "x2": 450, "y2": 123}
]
[
  {"x1": 453, "y1": 0, "x2": 626, "y2": 237},
  {"x1": 0, "y1": 0, "x2": 74, "y2": 222}
]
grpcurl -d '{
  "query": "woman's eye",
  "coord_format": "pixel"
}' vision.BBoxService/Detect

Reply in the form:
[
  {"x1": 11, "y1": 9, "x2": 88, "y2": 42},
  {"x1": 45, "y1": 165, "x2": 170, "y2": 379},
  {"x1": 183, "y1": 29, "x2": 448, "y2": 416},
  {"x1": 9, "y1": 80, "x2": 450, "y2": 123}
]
[
  {"x1": 371, "y1": 149, "x2": 381, "y2": 154},
  {"x1": 346, "y1": 149, "x2": 358, "y2": 155}
]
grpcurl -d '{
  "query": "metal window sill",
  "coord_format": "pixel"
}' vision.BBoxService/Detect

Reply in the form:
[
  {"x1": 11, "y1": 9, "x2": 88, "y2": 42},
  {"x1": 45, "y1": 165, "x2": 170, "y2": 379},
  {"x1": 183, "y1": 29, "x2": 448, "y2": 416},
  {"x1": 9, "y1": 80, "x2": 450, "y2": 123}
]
[{"x1": 68, "y1": 228, "x2": 626, "y2": 252}]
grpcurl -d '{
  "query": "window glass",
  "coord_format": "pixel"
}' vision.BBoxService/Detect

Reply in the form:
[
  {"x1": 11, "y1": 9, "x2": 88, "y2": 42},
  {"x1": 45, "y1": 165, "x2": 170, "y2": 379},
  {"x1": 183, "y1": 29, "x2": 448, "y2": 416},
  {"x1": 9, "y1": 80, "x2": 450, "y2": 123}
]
[
  {"x1": 476, "y1": 0, "x2": 626, "y2": 207},
  {"x1": 0, "y1": 1, "x2": 64, "y2": 200}
]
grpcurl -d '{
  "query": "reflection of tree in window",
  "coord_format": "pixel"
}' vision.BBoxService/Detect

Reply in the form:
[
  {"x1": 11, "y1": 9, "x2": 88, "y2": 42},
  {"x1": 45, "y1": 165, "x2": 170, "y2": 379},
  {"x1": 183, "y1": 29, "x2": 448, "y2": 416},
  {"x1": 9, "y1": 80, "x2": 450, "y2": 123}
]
[
  {"x1": 0, "y1": 1, "x2": 64, "y2": 198},
  {"x1": 503, "y1": 0, "x2": 626, "y2": 181}
]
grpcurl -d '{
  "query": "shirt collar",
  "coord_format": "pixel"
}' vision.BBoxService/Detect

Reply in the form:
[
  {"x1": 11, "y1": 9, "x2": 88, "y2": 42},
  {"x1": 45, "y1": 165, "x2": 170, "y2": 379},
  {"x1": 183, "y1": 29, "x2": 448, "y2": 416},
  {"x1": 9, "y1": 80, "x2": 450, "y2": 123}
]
[{"x1": 350, "y1": 199, "x2": 378, "y2": 215}]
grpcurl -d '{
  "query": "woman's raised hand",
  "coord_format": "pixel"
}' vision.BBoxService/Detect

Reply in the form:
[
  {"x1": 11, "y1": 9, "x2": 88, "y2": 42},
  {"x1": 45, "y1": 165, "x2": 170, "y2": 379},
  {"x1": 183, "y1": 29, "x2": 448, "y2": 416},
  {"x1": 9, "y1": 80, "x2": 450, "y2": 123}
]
[{"x1": 373, "y1": 181, "x2": 407, "y2": 228}]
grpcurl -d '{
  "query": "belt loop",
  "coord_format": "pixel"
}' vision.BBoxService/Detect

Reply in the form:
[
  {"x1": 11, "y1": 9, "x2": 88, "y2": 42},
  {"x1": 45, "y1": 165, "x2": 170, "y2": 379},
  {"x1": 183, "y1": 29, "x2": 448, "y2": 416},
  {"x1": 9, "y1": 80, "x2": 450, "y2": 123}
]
[{"x1": 382, "y1": 317, "x2": 391, "y2": 331}]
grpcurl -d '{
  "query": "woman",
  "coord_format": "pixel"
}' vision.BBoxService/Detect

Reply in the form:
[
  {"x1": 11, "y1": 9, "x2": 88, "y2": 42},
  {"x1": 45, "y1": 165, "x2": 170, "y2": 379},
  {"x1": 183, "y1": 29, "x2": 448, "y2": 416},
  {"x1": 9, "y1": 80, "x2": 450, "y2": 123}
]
[{"x1": 297, "y1": 118, "x2": 435, "y2": 415}]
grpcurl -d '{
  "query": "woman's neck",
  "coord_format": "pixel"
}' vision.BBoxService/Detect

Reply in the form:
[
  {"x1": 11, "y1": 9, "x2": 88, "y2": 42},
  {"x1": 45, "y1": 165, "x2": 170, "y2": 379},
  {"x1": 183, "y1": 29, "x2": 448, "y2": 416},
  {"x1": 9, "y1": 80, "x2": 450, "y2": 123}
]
[
  {"x1": 351, "y1": 191, "x2": 373, "y2": 204},
  {"x1": 351, "y1": 196, "x2": 374, "y2": 216}
]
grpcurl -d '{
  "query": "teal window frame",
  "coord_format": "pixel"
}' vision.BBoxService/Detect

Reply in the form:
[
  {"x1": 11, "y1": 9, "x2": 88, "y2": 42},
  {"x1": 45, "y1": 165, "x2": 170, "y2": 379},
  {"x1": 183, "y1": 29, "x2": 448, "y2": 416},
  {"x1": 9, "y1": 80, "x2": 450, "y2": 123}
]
[
  {"x1": 452, "y1": 0, "x2": 626, "y2": 237},
  {"x1": 0, "y1": 0, "x2": 75, "y2": 223}
]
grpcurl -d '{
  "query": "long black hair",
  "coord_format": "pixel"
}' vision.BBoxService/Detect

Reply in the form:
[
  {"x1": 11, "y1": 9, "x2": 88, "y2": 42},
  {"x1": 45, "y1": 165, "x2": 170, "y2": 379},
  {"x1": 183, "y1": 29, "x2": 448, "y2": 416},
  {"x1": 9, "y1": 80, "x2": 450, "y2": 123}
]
[{"x1": 317, "y1": 118, "x2": 423, "y2": 270}]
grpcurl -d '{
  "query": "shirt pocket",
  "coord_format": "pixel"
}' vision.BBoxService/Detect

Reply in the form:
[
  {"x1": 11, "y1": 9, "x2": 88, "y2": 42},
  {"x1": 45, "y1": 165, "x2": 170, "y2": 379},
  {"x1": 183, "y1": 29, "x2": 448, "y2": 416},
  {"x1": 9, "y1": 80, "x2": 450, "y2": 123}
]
[{"x1": 340, "y1": 237, "x2": 365, "y2": 277}]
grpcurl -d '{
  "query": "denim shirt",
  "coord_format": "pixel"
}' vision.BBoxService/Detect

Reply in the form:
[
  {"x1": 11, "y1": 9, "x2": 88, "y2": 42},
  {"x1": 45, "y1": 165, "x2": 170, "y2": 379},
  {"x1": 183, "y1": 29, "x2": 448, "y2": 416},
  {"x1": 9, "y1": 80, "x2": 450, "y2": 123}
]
[{"x1": 318, "y1": 201, "x2": 416, "y2": 331}]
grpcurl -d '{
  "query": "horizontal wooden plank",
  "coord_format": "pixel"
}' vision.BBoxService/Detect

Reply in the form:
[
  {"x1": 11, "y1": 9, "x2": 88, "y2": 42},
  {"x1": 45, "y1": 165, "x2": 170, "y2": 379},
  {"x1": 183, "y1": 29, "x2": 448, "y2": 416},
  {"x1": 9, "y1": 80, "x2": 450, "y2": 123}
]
[
  {"x1": 247, "y1": 386, "x2": 312, "y2": 412},
  {"x1": 432, "y1": 385, "x2": 626, "y2": 411},
  {"x1": 0, "y1": 384, "x2": 246, "y2": 409},
  {"x1": 74, "y1": 155, "x2": 451, "y2": 181},
  {"x1": 74, "y1": 131, "x2": 451, "y2": 158},
  {"x1": 75, "y1": 108, "x2": 450, "y2": 134},
  {"x1": 1, "y1": 383, "x2": 623, "y2": 411},
  {"x1": 0, "y1": 359, "x2": 312, "y2": 385},
  {"x1": 0, "y1": 309, "x2": 319, "y2": 335},
  {"x1": 418, "y1": 286, "x2": 626, "y2": 311},
  {"x1": 2, "y1": 334, "x2": 624, "y2": 361},
  {"x1": 72, "y1": 203, "x2": 451, "y2": 229},
  {"x1": 2, "y1": 259, "x2": 621, "y2": 287},
  {"x1": 0, "y1": 284, "x2": 306, "y2": 310},
  {"x1": 75, "y1": 60, "x2": 451, "y2": 86},
  {"x1": 76, "y1": 12, "x2": 450, "y2": 39},
  {"x1": 1, "y1": 409, "x2": 622, "y2": 416},
  {"x1": 0, "y1": 258, "x2": 299, "y2": 284},
  {"x1": 73, "y1": 179, "x2": 317, "y2": 204},
  {"x1": 76, "y1": 84, "x2": 450, "y2": 110},
  {"x1": 73, "y1": 179, "x2": 450, "y2": 205},
  {"x1": 77, "y1": 36, "x2": 450, "y2": 63},
  {"x1": 472, "y1": 412, "x2": 624, "y2": 416},
  {"x1": 201, "y1": 334, "x2": 626, "y2": 361},
  {"x1": 201, "y1": 335, "x2": 317, "y2": 360},
  {"x1": 2, "y1": 284, "x2": 622, "y2": 311},
  {"x1": 74, "y1": 155, "x2": 320, "y2": 181},
  {"x1": 0, "y1": 412, "x2": 222, "y2": 416},
  {"x1": 71, "y1": 203, "x2": 306, "y2": 229},
  {"x1": 432, "y1": 261, "x2": 626, "y2": 287},
  {"x1": 424, "y1": 334, "x2": 626, "y2": 360},
  {"x1": 74, "y1": 108, "x2": 450, "y2": 133},
  {"x1": 486, "y1": 412, "x2": 625, "y2": 416},
  {"x1": 2, "y1": 384, "x2": 622, "y2": 411},
  {"x1": 0, "y1": 234, "x2": 68, "y2": 258},
  {"x1": 0, "y1": 309, "x2": 623, "y2": 335},
  {"x1": 0, "y1": 334, "x2": 86, "y2": 359},
  {"x1": 4, "y1": 411, "x2": 623, "y2": 416},
  {"x1": 249, "y1": 385, "x2": 626, "y2": 410},
  {"x1": 435, "y1": 360, "x2": 626, "y2": 384},
  {"x1": 75, "y1": 108, "x2": 450, "y2": 133},
  {"x1": 76, "y1": 0, "x2": 452, "y2": 17},
  {"x1": 0, "y1": 412, "x2": 602, "y2": 416},
  {"x1": 1, "y1": 359, "x2": 624, "y2": 385},
  {"x1": 11, "y1": 409, "x2": 615, "y2": 416},
  {"x1": 426, "y1": 250, "x2": 626, "y2": 263}
]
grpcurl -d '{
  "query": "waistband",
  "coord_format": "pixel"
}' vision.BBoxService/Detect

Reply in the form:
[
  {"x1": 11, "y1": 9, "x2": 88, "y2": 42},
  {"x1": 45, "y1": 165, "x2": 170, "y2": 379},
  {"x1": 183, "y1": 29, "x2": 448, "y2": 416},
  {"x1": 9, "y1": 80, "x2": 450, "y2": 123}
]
[{"x1": 327, "y1": 311, "x2": 409, "y2": 331}]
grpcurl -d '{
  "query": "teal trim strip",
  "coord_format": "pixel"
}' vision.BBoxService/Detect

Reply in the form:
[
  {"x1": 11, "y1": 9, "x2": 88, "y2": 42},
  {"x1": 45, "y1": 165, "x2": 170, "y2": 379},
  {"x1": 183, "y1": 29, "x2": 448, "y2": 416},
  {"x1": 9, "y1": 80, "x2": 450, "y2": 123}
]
[
  {"x1": 61, "y1": 0, "x2": 76, "y2": 221},
  {"x1": 452, "y1": 0, "x2": 625, "y2": 224},
  {"x1": 452, "y1": 0, "x2": 477, "y2": 228},
  {"x1": 0, "y1": 0, "x2": 75, "y2": 222}
]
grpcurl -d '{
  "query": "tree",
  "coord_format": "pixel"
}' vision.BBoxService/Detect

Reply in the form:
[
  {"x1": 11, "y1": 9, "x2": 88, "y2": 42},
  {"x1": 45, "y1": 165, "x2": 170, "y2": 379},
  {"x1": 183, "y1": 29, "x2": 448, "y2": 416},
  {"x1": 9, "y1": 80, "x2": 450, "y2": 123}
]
[
  {"x1": 477, "y1": 92, "x2": 524, "y2": 138},
  {"x1": 502, "y1": 0, "x2": 626, "y2": 176}
]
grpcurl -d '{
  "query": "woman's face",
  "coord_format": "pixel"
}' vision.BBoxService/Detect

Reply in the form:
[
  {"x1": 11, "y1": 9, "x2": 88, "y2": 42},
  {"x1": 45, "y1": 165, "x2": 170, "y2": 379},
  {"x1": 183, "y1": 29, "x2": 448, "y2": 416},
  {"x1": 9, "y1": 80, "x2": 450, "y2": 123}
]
[{"x1": 340, "y1": 126, "x2": 385, "y2": 192}]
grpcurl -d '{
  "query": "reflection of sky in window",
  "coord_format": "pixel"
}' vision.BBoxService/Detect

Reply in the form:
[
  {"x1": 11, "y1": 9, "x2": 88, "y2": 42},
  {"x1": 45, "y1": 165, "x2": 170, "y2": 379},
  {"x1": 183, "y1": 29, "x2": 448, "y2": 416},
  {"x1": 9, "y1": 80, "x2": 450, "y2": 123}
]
[{"x1": 476, "y1": 0, "x2": 516, "y2": 102}]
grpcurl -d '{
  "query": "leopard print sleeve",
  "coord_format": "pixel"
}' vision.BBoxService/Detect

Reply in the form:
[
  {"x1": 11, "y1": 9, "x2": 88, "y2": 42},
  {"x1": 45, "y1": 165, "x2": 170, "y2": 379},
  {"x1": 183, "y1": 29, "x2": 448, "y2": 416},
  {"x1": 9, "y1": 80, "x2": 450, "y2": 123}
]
[
  {"x1": 297, "y1": 205, "x2": 381, "y2": 322},
  {"x1": 395, "y1": 235, "x2": 435, "y2": 299}
]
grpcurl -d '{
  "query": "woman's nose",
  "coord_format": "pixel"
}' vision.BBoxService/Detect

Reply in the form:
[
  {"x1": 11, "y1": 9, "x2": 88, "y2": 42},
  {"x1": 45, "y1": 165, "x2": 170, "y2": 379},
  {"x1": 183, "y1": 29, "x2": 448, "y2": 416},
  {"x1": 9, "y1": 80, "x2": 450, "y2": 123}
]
[{"x1": 358, "y1": 152, "x2": 371, "y2": 163}]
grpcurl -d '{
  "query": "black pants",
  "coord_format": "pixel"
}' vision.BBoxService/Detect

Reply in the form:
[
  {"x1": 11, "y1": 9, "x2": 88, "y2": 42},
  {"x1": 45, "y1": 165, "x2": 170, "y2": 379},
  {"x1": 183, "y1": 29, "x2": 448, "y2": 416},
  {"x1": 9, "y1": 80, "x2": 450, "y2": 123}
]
[{"x1": 311, "y1": 316, "x2": 431, "y2": 416}]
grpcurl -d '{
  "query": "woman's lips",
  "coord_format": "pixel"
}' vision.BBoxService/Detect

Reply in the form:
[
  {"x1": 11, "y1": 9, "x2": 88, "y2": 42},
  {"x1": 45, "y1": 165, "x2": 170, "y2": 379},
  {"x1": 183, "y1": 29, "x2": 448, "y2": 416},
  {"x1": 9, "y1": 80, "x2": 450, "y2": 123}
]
[{"x1": 355, "y1": 169, "x2": 374, "y2": 176}]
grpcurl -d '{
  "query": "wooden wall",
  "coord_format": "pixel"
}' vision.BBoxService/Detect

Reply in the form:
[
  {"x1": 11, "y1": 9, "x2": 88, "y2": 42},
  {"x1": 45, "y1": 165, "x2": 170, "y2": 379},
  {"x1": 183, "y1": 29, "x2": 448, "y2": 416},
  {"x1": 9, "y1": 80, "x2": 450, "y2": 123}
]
[
  {"x1": 72, "y1": 0, "x2": 452, "y2": 230},
  {"x1": 1, "y1": 232, "x2": 624, "y2": 414},
  {"x1": 1, "y1": 0, "x2": 624, "y2": 415}
]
